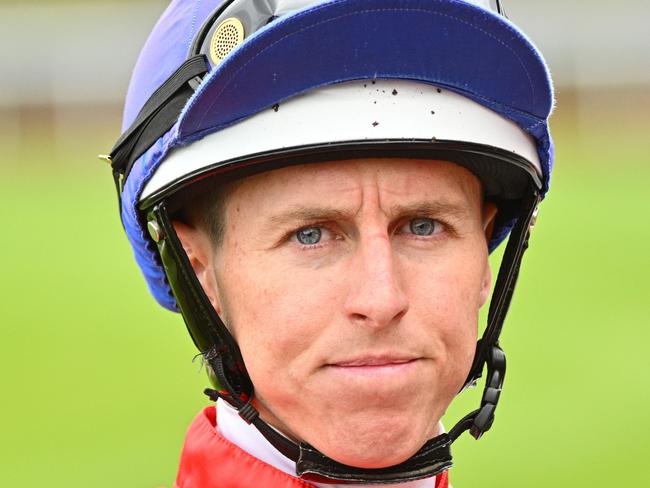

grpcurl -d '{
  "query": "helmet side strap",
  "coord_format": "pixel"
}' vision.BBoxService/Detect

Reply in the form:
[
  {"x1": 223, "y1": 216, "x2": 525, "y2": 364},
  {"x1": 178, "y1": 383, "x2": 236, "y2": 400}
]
[
  {"x1": 147, "y1": 202, "x2": 253, "y2": 397},
  {"x1": 457, "y1": 188, "x2": 541, "y2": 440}
]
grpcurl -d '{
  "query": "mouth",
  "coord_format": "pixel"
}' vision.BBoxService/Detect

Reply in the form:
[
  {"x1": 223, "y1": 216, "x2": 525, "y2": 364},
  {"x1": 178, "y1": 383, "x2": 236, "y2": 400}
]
[
  {"x1": 326, "y1": 356, "x2": 421, "y2": 378},
  {"x1": 332, "y1": 356, "x2": 416, "y2": 367}
]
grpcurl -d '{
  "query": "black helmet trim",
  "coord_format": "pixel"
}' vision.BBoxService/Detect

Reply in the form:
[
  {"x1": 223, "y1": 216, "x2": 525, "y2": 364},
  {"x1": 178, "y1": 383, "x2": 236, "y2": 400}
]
[{"x1": 139, "y1": 139, "x2": 541, "y2": 212}]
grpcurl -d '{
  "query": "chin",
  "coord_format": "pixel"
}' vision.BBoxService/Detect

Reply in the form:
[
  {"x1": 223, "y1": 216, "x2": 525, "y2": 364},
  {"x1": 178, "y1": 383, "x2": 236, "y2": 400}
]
[
  {"x1": 325, "y1": 442, "x2": 422, "y2": 469},
  {"x1": 315, "y1": 419, "x2": 433, "y2": 469}
]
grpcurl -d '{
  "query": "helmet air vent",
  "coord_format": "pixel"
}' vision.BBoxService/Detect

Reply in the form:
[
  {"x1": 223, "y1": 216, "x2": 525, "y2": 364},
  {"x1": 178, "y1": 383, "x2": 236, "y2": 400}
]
[{"x1": 210, "y1": 18, "x2": 245, "y2": 65}]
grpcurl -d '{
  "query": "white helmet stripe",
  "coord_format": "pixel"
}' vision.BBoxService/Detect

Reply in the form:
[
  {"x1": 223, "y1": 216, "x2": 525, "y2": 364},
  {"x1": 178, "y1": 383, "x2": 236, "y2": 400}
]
[{"x1": 140, "y1": 80, "x2": 540, "y2": 200}]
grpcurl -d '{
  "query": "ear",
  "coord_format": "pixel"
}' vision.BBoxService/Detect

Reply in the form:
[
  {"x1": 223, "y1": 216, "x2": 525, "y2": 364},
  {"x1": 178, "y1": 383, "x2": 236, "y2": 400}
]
[
  {"x1": 173, "y1": 220, "x2": 223, "y2": 315},
  {"x1": 479, "y1": 264, "x2": 493, "y2": 308},
  {"x1": 482, "y1": 201, "x2": 498, "y2": 241},
  {"x1": 479, "y1": 202, "x2": 498, "y2": 307}
]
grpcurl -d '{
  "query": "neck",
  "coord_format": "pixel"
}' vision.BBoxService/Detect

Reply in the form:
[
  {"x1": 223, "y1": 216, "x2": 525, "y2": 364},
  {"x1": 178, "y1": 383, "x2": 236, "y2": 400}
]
[{"x1": 216, "y1": 399, "x2": 439, "y2": 488}]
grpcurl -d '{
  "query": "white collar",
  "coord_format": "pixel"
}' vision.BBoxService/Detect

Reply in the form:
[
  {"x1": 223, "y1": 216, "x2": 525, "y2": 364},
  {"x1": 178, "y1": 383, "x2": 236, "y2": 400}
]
[{"x1": 216, "y1": 399, "x2": 438, "y2": 488}]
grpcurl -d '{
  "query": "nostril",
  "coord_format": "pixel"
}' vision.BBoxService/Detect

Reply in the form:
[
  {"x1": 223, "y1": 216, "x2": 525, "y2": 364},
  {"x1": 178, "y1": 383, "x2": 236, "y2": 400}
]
[
  {"x1": 350, "y1": 312, "x2": 368, "y2": 322},
  {"x1": 393, "y1": 309, "x2": 407, "y2": 322}
]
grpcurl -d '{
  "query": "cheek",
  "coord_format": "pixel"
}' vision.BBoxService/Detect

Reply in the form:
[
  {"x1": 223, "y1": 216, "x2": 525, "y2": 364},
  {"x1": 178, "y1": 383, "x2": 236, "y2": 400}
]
[
  {"x1": 402, "y1": 248, "x2": 485, "y2": 379},
  {"x1": 218, "y1": 252, "x2": 343, "y2": 398}
]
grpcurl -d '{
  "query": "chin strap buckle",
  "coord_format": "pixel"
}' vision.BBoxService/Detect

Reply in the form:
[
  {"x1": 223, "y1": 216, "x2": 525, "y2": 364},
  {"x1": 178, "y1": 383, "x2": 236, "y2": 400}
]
[
  {"x1": 297, "y1": 434, "x2": 452, "y2": 484},
  {"x1": 470, "y1": 345, "x2": 506, "y2": 440}
]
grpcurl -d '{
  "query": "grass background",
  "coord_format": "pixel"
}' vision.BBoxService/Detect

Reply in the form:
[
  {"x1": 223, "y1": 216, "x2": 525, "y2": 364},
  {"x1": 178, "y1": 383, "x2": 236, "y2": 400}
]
[{"x1": 1, "y1": 104, "x2": 649, "y2": 486}]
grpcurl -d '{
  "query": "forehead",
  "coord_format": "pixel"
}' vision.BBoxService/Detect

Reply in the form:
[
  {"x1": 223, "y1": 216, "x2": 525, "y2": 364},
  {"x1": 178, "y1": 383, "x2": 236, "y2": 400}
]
[{"x1": 225, "y1": 158, "x2": 483, "y2": 211}]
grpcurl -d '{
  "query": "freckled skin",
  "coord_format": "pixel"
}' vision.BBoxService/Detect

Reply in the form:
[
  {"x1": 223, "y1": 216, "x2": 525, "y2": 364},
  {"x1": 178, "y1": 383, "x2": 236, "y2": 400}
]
[{"x1": 176, "y1": 158, "x2": 497, "y2": 469}]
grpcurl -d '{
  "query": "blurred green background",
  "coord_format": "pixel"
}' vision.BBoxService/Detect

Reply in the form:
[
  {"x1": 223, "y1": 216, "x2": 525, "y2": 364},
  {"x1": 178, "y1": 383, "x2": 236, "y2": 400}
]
[{"x1": 1, "y1": 0, "x2": 649, "y2": 486}]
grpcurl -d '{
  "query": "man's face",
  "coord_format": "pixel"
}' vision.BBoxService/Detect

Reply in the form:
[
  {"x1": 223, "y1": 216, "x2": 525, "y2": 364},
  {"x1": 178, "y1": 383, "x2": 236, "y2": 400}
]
[{"x1": 178, "y1": 158, "x2": 496, "y2": 468}]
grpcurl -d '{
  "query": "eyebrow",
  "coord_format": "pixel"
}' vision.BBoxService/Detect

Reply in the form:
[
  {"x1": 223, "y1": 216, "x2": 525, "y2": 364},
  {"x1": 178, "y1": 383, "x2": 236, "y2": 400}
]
[
  {"x1": 268, "y1": 207, "x2": 351, "y2": 227},
  {"x1": 268, "y1": 200, "x2": 471, "y2": 228},
  {"x1": 387, "y1": 201, "x2": 471, "y2": 220}
]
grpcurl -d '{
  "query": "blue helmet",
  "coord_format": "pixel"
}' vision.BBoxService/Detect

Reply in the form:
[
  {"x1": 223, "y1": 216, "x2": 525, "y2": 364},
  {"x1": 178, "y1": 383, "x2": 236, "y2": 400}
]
[{"x1": 106, "y1": 0, "x2": 553, "y2": 483}]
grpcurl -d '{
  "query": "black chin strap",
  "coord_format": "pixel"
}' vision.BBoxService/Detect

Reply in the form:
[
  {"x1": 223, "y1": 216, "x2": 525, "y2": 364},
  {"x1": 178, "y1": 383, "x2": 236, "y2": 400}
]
[
  {"x1": 149, "y1": 188, "x2": 540, "y2": 484},
  {"x1": 203, "y1": 362, "x2": 453, "y2": 484}
]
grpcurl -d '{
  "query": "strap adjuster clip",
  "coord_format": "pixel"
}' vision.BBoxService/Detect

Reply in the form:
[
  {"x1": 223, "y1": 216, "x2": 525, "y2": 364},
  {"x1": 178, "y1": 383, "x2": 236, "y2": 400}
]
[{"x1": 470, "y1": 345, "x2": 506, "y2": 440}]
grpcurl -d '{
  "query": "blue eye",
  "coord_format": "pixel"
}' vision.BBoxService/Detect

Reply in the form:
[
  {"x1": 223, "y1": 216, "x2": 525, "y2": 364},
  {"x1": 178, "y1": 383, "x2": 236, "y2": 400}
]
[
  {"x1": 409, "y1": 218, "x2": 437, "y2": 236},
  {"x1": 296, "y1": 227, "x2": 322, "y2": 245}
]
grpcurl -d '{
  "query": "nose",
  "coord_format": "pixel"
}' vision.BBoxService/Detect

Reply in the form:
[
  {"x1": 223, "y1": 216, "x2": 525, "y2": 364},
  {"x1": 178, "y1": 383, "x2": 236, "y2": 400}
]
[{"x1": 343, "y1": 233, "x2": 409, "y2": 328}]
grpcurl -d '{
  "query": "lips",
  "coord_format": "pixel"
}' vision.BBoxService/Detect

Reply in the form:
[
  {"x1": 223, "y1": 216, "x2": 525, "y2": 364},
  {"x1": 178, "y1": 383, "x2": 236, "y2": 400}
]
[
  {"x1": 331, "y1": 356, "x2": 416, "y2": 367},
  {"x1": 324, "y1": 357, "x2": 420, "y2": 380}
]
